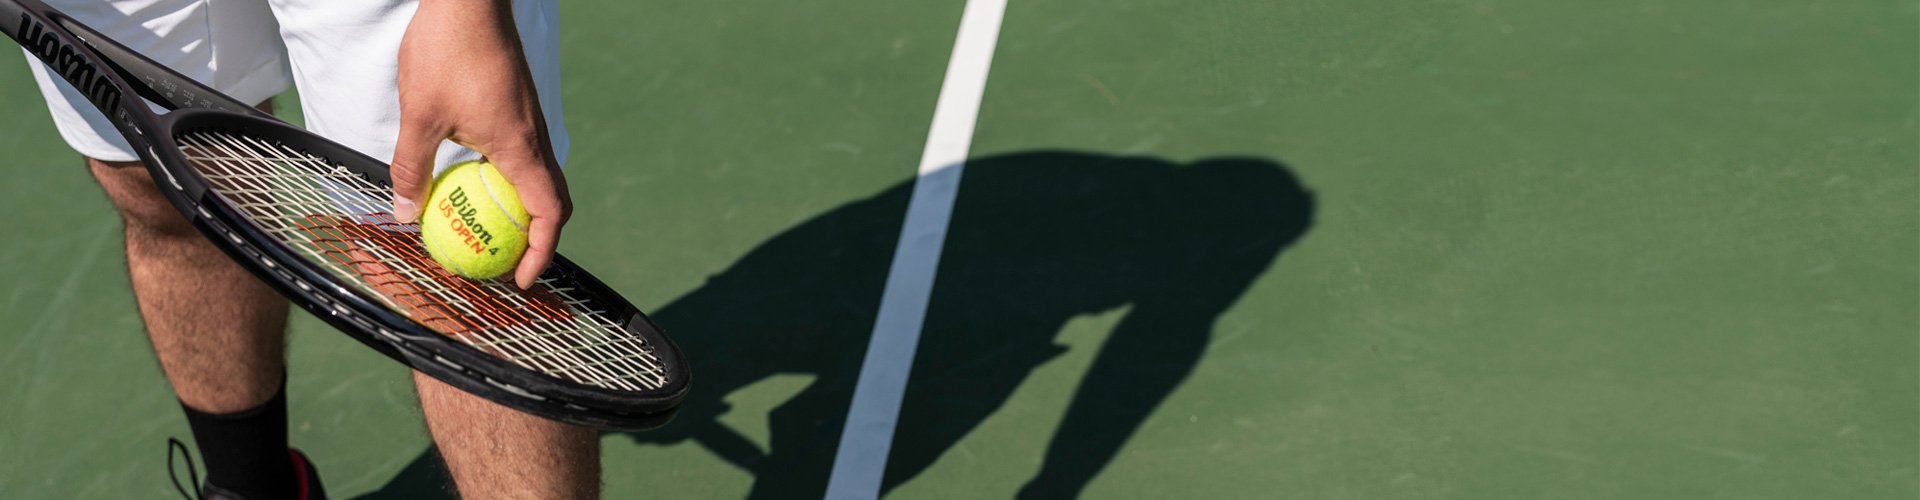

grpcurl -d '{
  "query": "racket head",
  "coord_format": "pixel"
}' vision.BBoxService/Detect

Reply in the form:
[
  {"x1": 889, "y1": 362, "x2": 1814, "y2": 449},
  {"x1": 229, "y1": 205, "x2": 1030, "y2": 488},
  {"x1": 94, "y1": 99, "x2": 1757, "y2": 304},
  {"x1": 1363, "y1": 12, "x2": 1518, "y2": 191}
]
[
  {"x1": 157, "y1": 109, "x2": 689, "y2": 430},
  {"x1": 7, "y1": 0, "x2": 687, "y2": 429}
]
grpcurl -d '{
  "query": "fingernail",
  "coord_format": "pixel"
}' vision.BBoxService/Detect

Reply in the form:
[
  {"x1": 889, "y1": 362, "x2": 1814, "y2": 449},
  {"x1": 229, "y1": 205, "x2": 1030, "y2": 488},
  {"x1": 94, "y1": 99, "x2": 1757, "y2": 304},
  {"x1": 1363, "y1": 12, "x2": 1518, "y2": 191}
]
[{"x1": 393, "y1": 198, "x2": 419, "y2": 222}]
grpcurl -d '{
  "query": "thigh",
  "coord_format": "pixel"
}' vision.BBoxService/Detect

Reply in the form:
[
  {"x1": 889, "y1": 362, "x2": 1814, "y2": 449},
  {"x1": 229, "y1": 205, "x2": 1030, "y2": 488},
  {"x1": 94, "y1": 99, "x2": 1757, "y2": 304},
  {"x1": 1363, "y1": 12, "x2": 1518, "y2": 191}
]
[
  {"x1": 266, "y1": 0, "x2": 571, "y2": 174},
  {"x1": 23, "y1": 0, "x2": 291, "y2": 162}
]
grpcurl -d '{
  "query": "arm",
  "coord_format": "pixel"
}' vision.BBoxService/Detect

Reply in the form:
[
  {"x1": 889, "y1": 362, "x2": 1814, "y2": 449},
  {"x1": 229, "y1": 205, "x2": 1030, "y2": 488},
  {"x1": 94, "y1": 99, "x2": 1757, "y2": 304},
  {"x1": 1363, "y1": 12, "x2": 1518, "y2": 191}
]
[
  {"x1": 388, "y1": 8, "x2": 594, "y2": 493},
  {"x1": 389, "y1": 0, "x2": 569, "y2": 290}
]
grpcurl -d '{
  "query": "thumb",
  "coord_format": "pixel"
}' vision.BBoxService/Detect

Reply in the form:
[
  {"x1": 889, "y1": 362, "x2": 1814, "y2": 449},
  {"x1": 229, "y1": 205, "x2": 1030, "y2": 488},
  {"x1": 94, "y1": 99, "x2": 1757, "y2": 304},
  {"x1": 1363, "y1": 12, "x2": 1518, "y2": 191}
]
[{"x1": 389, "y1": 117, "x2": 444, "y2": 222}]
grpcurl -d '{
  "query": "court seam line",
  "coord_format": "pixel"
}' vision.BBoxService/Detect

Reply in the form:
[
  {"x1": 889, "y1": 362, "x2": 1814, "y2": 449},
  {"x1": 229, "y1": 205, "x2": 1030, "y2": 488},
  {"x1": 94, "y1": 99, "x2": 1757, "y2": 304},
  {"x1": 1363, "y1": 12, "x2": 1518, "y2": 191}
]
[{"x1": 822, "y1": 0, "x2": 1009, "y2": 497}]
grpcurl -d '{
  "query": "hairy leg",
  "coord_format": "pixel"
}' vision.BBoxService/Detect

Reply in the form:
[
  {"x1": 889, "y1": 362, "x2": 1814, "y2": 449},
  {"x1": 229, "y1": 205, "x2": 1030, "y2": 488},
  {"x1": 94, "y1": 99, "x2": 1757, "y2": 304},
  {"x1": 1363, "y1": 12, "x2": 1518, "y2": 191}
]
[
  {"x1": 415, "y1": 372, "x2": 601, "y2": 499},
  {"x1": 88, "y1": 157, "x2": 289, "y2": 412}
]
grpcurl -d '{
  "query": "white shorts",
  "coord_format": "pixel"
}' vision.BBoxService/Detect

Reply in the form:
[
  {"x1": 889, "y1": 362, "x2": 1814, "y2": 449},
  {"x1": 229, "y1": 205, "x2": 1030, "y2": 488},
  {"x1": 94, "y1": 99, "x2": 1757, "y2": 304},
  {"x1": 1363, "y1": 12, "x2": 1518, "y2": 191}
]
[{"x1": 24, "y1": 0, "x2": 569, "y2": 172}]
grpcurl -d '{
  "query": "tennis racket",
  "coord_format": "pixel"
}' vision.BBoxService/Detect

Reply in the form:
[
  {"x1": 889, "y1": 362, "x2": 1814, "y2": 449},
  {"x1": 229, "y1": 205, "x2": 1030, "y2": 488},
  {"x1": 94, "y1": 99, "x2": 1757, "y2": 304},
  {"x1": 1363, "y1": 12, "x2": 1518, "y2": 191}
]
[{"x1": 4, "y1": 0, "x2": 688, "y2": 430}]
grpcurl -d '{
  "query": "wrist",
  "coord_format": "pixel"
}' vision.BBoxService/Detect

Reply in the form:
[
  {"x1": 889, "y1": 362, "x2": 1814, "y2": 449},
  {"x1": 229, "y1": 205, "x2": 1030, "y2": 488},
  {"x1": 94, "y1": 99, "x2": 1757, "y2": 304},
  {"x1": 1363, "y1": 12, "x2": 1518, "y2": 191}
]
[
  {"x1": 413, "y1": 0, "x2": 515, "y2": 28},
  {"x1": 418, "y1": 0, "x2": 511, "y2": 10}
]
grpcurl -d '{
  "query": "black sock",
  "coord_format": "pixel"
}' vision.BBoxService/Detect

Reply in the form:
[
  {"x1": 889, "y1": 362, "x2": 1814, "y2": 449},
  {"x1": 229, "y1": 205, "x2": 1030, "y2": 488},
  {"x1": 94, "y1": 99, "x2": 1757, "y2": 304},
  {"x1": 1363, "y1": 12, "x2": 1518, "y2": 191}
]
[{"x1": 180, "y1": 380, "x2": 294, "y2": 500}]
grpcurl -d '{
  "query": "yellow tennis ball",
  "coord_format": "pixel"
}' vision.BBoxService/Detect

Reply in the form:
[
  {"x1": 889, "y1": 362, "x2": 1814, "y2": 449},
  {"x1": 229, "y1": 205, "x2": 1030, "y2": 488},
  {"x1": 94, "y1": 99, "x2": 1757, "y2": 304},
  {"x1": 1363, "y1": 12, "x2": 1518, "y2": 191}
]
[{"x1": 420, "y1": 160, "x2": 531, "y2": 279}]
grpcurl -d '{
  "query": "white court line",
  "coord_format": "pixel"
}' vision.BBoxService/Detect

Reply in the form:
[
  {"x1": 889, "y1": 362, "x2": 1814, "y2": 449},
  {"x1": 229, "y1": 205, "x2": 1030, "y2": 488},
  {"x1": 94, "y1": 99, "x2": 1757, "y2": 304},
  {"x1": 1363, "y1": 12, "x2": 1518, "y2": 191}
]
[{"x1": 823, "y1": 0, "x2": 1009, "y2": 497}]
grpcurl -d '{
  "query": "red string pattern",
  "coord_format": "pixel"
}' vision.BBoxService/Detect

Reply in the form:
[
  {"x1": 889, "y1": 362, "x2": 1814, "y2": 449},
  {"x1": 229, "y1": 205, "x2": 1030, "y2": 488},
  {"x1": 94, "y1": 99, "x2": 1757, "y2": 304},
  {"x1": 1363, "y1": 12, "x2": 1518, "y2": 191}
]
[{"x1": 294, "y1": 212, "x2": 572, "y2": 340}]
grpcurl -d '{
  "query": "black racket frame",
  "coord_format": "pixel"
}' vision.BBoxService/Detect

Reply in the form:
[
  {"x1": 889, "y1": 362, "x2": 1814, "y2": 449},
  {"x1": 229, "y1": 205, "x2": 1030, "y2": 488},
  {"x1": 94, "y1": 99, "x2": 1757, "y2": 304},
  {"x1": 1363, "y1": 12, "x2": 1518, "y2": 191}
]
[{"x1": 3, "y1": 0, "x2": 688, "y2": 430}]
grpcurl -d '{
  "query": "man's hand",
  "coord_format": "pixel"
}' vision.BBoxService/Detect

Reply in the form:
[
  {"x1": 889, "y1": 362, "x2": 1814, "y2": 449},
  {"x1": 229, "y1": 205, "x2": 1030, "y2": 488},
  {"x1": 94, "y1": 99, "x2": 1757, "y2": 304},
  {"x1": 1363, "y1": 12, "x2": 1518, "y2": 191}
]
[{"x1": 391, "y1": 0, "x2": 569, "y2": 289}]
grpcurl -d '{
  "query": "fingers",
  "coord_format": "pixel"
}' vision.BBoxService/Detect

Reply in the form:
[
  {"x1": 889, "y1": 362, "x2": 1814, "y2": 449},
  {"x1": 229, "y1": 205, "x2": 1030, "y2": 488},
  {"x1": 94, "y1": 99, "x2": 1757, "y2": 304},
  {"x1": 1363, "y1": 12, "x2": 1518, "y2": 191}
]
[
  {"x1": 492, "y1": 151, "x2": 570, "y2": 289},
  {"x1": 390, "y1": 116, "x2": 444, "y2": 222},
  {"x1": 515, "y1": 211, "x2": 562, "y2": 289}
]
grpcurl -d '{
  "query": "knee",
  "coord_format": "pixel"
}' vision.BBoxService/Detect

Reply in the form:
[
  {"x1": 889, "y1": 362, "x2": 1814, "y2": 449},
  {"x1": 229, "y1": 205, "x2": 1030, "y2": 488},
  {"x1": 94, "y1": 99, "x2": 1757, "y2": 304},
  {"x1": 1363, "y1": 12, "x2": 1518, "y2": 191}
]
[{"x1": 88, "y1": 158, "x2": 199, "y2": 240}]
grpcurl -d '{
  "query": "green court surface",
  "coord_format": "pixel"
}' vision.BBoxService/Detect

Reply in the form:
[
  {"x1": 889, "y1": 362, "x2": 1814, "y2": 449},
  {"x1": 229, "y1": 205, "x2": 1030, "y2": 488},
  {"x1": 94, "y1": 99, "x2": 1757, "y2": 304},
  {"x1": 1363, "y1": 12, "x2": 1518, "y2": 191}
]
[{"x1": 2, "y1": 0, "x2": 1915, "y2": 498}]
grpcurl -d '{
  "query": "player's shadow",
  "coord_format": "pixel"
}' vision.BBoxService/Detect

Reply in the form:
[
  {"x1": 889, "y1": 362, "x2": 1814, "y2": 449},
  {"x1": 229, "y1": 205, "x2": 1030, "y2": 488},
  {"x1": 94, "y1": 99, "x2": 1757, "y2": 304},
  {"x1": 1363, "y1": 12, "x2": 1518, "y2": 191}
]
[{"x1": 355, "y1": 150, "x2": 1314, "y2": 499}]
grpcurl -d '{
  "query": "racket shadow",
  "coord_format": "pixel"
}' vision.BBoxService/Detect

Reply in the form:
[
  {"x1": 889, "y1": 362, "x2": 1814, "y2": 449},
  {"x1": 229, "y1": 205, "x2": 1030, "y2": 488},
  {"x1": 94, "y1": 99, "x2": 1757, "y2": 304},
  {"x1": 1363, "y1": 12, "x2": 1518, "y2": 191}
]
[{"x1": 354, "y1": 150, "x2": 1314, "y2": 499}]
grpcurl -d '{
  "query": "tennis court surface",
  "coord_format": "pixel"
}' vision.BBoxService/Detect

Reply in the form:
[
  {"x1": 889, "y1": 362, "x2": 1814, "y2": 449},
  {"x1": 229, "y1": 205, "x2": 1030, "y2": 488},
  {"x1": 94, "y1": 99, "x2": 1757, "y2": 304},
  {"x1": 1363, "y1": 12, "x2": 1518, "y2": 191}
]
[{"x1": 1, "y1": 0, "x2": 1913, "y2": 498}]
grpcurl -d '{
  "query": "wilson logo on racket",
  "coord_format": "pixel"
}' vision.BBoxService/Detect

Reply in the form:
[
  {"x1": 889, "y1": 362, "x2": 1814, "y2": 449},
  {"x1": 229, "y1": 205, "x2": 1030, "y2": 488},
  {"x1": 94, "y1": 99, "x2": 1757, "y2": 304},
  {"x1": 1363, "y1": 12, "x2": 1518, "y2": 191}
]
[
  {"x1": 437, "y1": 186, "x2": 501, "y2": 255},
  {"x1": 16, "y1": 14, "x2": 121, "y2": 113}
]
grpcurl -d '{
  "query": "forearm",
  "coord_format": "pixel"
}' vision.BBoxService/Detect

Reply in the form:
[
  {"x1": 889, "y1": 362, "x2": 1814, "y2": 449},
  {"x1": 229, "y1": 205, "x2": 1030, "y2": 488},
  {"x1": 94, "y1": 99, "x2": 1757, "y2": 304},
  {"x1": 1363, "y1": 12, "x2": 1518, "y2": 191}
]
[{"x1": 413, "y1": 0, "x2": 523, "y2": 52}]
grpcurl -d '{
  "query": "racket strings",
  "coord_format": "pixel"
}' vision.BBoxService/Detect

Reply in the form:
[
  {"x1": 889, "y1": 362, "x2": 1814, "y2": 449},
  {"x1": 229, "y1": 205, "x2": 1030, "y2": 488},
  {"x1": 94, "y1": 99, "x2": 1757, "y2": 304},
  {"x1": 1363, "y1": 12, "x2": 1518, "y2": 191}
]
[
  {"x1": 293, "y1": 213, "x2": 661, "y2": 380},
  {"x1": 294, "y1": 212, "x2": 572, "y2": 335},
  {"x1": 175, "y1": 130, "x2": 669, "y2": 391}
]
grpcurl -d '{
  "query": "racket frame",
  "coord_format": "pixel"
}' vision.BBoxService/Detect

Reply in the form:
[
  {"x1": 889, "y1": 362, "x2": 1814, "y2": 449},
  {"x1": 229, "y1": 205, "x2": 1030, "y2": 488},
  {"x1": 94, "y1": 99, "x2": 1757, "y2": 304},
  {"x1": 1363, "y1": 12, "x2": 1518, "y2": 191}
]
[{"x1": 4, "y1": 0, "x2": 688, "y2": 430}]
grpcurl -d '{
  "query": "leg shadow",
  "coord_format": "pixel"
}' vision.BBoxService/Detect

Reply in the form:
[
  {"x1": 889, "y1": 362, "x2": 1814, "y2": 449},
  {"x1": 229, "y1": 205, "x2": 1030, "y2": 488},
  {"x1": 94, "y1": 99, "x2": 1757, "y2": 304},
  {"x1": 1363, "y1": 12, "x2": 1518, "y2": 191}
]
[{"x1": 351, "y1": 446, "x2": 453, "y2": 500}]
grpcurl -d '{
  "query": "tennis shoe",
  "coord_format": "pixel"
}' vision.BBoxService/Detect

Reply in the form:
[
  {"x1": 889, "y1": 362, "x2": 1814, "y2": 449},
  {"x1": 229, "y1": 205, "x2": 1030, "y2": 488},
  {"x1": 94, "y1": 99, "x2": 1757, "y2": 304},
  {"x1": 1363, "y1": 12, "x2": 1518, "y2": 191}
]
[{"x1": 169, "y1": 438, "x2": 330, "y2": 500}]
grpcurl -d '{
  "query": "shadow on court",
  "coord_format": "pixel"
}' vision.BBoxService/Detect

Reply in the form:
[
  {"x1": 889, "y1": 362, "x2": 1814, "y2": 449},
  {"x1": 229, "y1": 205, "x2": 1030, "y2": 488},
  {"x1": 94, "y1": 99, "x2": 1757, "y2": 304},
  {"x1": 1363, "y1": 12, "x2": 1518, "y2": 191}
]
[{"x1": 356, "y1": 150, "x2": 1314, "y2": 499}]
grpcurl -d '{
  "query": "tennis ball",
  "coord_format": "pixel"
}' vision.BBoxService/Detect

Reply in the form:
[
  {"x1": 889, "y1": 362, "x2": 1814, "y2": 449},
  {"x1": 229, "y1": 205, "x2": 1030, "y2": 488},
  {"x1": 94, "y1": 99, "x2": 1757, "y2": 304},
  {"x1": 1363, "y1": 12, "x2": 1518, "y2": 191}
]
[{"x1": 420, "y1": 160, "x2": 531, "y2": 279}]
